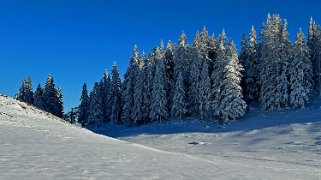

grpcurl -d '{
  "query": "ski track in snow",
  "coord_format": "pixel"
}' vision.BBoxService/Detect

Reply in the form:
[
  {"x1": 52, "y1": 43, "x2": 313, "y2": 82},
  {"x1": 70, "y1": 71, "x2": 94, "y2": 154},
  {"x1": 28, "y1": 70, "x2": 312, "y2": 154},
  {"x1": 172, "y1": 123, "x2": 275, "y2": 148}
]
[{"x1": 1, "y1": 95, "x2": 321, "y2": 179}]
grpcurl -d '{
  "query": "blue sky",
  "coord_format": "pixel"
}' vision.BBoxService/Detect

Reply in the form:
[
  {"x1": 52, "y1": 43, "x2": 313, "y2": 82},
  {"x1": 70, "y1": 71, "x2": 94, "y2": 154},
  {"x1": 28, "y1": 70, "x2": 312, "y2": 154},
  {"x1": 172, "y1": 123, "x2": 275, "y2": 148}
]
[{"x1": 0, "y1": 0, "x2": 320, "y2": 112}]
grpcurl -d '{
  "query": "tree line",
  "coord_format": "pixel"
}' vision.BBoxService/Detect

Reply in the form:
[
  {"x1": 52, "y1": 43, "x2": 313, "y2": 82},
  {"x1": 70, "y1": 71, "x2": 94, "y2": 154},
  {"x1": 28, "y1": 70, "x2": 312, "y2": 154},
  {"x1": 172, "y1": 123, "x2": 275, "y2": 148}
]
[{"x1": 17, "y1": 14, "x2": 321, "y2": 127}]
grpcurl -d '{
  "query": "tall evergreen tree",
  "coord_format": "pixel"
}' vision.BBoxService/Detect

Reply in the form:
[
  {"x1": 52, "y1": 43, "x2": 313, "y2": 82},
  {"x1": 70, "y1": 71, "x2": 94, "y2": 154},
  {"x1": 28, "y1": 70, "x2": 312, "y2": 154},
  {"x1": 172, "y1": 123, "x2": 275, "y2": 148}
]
[
  {"x1": 111, "y1": 62, "x2": 122, "y2": 124},
  {"x1": 289, "y1": 29, "x2": 313, "y2": 108},
  {"x1": 78, "y1": 83, "x2": 90, "y2": 125},
  {"x1": 122, "y1": 45, "x2": 140, "y2": 125},
  {"x1": 171, "y1": 71, "x2": 187, "y2": 120},
  {"x1": 34, "y1": 84, "x2": 44, "y2": 110},
  {"x1": 132, "y1": 51, "x2": 144, "y2": 124},
  {"x1": 278, "y1": 20, "x2": 292, "y2": 108},
  {"x1": 218, "y1": 41, "x2": 247, "y2": 123},
  {"x1": 43, "y1": 75, "x2": 61, "y2": 117},
  {"x1": 199, "y1": 61, "x2": 211, "y2": 121},
  {"x1": 88, "y1": 83, "x2": 103, "y2": 126},
  {"x1": 308, "y1": 18, "x2": 321, "y2": 95},
  {"x1": 210, "y1": 30, "x2": 227, "y2": 117},
  {"x1": 165, "y1": 41, "x2": 175, "y2": 113},
  {"x1": 17, "y1": 76, "x2": 34, "y2": 104},
  {"x1": 150, "y1": 47, "x2": 168, "y2": 122},
  {"x1": 259, "y1": 14, "x2": 288, "y2": 111},
  {"x1": 55, "y1": 87, "x2": 64, "y2": 118},
  {"x1": 100, "y1": 70, "x2": 112, "y2": 123}
]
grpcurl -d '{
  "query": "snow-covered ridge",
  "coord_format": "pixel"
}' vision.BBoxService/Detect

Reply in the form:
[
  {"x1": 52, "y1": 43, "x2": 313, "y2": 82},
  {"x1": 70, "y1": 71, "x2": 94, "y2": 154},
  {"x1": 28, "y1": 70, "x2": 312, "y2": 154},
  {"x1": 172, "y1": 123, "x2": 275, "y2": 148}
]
[{"x1": 1, "y1": 94, "x2": 321, "y2": 179}]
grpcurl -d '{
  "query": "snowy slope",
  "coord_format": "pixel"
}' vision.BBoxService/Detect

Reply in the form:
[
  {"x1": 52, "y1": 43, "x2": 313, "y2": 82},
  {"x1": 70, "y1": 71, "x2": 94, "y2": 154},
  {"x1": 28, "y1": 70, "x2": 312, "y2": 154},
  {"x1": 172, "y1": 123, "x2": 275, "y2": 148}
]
[{"x1": 1, "y1": 95, "x2": 321, "y2": 179}]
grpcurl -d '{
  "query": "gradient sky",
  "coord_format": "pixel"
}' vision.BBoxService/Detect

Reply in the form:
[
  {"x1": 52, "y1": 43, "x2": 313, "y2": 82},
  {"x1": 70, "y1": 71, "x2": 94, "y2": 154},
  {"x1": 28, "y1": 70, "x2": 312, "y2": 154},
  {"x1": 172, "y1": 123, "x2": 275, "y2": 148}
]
[{"x1": 0, "y1": 0, "x2": 320, "y2": 112}]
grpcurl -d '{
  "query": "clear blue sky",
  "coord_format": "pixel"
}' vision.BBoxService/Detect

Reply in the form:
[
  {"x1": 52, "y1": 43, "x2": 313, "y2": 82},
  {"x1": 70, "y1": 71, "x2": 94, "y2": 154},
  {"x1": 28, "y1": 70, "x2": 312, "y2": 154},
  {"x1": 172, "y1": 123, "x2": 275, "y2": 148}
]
[{"x1": 0, "y1": 0, "x2": 320, "y2": 112}]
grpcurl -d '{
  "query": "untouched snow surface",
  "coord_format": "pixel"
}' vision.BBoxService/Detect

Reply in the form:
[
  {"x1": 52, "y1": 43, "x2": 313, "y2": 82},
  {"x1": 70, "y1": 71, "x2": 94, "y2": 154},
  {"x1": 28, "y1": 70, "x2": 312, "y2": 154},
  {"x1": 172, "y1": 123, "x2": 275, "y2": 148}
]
[{"x1": 1, "y1": 95, "x2": 321, "y2": 179}]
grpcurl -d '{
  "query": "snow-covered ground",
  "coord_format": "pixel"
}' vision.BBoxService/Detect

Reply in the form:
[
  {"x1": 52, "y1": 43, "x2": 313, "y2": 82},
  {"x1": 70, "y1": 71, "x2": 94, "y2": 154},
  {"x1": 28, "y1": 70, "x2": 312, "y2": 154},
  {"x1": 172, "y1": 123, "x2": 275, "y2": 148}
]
[{"x1": 1, "y1": 95, "x2": 321, "y2": 179}]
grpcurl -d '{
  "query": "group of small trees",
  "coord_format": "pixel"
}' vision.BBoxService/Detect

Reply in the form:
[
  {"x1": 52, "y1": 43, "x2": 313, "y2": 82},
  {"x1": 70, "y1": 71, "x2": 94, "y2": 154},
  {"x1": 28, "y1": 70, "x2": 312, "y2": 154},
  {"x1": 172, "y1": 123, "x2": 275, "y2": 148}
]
[
  {"x1": 16, "y1": 75, "x2": 64, "y2": 118},
  {"x1": 77, "y1": 63, "x2": 122, "y2": 126}
]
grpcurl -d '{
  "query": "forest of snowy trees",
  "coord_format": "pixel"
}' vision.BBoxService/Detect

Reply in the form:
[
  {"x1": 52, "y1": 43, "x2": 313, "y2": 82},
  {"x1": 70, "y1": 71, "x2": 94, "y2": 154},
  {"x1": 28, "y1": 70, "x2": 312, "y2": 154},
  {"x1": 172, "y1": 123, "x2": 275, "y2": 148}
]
[{"x1": 17, "y1": 14, "x2": 321, "y2": 127}]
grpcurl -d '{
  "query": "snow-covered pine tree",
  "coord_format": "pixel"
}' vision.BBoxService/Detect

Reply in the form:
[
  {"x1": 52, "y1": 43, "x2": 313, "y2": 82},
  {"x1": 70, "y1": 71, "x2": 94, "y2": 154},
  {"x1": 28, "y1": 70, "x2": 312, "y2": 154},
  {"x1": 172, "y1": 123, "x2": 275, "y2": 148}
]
[
  {"x1": 17, "y1": 76, "x2": 34, "y2": 104},
  {"x1": 239, "y1": 34, "x2": 250, "y2": 101},
  {"x1": 122, "y1": 45, "x2": 140, "y2": 125},
  {"x1": 100, "y1": 69, "x2": 112, "y2": 123},
  {"x1": 247, "y1": 26, "x2": 259, "y2": 102},
  {"x1": 199, "y1": 61, "x2": 211, "y2": 121},
  {"x1": 208, "y1": 33, "x2": 217, "y2": 62},
  {"x1": 110, "y1": 62, "x2": 122, "y2": 124},
  {"x1": 171, "y1": 71, "x2": 187, "y2": 120},
  {"x1": 289, "y1": 29, "x2": 313, "y2": 108},
  {"x1": 88, "y1": 82, "x2": 103, "y2": 126},
  {"x1": 78, "y1": 83, "x2": 90, "y2": 125},
  {"x1": 278, "y1": 19, "x2": 292, "y2": 108},
  {"x1": 259, "y1": 14, "x2": 286, "y2": 111},
  {"x1": 150, "y1": 47, "x2": 168, "y2": 123},
  {"x1": 241, "y1": 26, "x2": 260, "y2": 104},
  {"x1": 218, "y1": 40, "x2": 247, "y2": 123},
  {"x1": 132, "y1": 51, "x2": 145, "y2": 124},
  {"x1": 308, "y1": 18, "x2": 321, "y2": 95},
  {"x1": 175, "y1": 31, "x2": 194, "y2": 114},
  {"x1": 210, "y1": 30, "x2": 227, "y2": 117},
  {"x1": 43, "y1": 75, "x2": 61, "y2": 117},
  {"x1": 34, "y1": 84, "x2": 44, "y2": 110},
  {"x1": 141, "y1": 51, "x2": 151, "y2": 123},
  {"x1": 165, "y1": 41, "x2": 175, "y2": 113},
  {"x1": 55, "y1": 87, "x2": 64, "y2": 118}
]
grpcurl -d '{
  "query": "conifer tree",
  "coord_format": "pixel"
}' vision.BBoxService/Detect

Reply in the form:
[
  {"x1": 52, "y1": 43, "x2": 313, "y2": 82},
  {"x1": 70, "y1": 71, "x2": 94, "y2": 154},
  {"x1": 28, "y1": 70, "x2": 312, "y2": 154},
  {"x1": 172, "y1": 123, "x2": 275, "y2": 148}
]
[
  {"x1": 132, "y1": 52, "x2": 144, "y2": 124},
  {"x1": 78, "y1": 83, "x2": 89, "y2": 125},
  {"x1": 171, "y1": 71, "x2": 187, "y2": 120},
  {"x1": 17, "y1": 76, "x2": 34, "y2": 104},
  {"x1": 289, "y1": 29, "x2": 313, "y2": 108},
  {"x1": 100, "y1": 69, "x2": 112, "y2": 123},
  {"x1": 88, "y1": 83, "x2": 103, "y2": 126},
  {"x1": 111, "y1": 62, "x2": 122, "y2": 124},
  {"x1": 308, "y1": 18, "x2": 321, "y2": 94},
  {"x1": 150, "y1": 47, "x2": 168, "y2": 122},
  {"x1": 122, "y1": 45, "x2": 140, "y2": 125},
  {"x1": 43, "y1": 75, "x2": 61, "y2": 117},
  {"x1": 199, "y1": 61, "x2": 211, "y2": 121},
  {"x1": 165, "y1": 41, "x2": 175, "y2": 113},
  {"x1": 278, "y1": 20, "x2": 292, "y2": 107},
  {"x1": 211, "y1": 30, "x2": 227, "y2": 117},
  {"x1": 259, "y1": 14, "x2": 288, "y2": 110},
  {"x1": 218, "y1": 41, "x2": 246, "y2": 123},
  {"x1": 34, "y1": 84, "x2": 44, "y2": 110}
]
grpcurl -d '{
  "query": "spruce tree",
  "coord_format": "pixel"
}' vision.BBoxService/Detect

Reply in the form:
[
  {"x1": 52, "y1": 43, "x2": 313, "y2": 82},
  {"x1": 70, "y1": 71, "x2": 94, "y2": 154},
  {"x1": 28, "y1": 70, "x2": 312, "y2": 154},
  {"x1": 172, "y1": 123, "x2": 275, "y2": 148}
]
[
  {"x1": 34, "y1": 84, "x2": 44, "y2": 110},
  {"x1": 199, "y1": 61, "x2": 211, "y2": 121},
  {"x1": 111, "y1": 62, "x2": 122, "y2": 124},
  {"x1": 218, "y1": 41, "x2": 247, "y2": 123},
  {"x1": 289, "y1": 29, "x2": 313, "y2": 108},
  {"x1": 122, "y1": 45, "x2": 140, "y2": 125},
  {"x1": 17, "y1": 76, "x2": 34, "y2": 104},
  {"x1": 78, "y1": 83, "x2": 90, "y2": 125},
  {"x1": 88, "y1": 83, "x2": 103, "y2": 126},
  {"x1": 100, "y1": 70, "x2": 112, "y2": 123},
  {"x1": 308, "y1": 18, "x2": 321, "y2": 95},
  {"x1": 150, "y1": 47, "x2": 168, "y2": 123},
  {"x1": 165, "y1": 41, "x2": 175, "y2": 114},
  {"x1": 132, "y1": 52, "x2": 144, "y2": 124},
  {"x1": 210, "y1": 30, "x2": 227, "y2": 117},
  {"x1": 259, "y1": 14, "x2": 288, "y2": 111},
  {"x1": 171, "y1": 71, "x2": 187, "y2": 120},
  {"x1": 43, "y1": 75, "x2": 61, "y2": 116}
]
